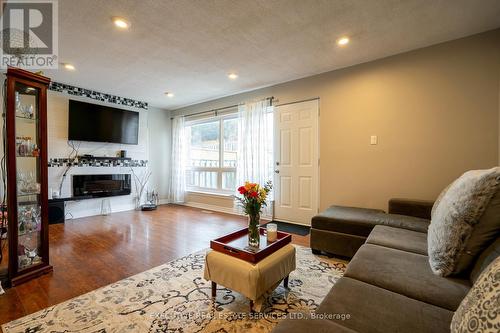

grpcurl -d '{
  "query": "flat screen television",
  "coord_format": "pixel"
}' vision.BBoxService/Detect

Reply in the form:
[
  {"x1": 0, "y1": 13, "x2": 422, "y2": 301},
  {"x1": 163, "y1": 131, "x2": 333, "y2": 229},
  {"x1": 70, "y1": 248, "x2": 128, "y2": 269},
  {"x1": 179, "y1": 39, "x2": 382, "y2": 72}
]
[{"x1": 68, "y1": 100, "x2": 139, "y2": 144}]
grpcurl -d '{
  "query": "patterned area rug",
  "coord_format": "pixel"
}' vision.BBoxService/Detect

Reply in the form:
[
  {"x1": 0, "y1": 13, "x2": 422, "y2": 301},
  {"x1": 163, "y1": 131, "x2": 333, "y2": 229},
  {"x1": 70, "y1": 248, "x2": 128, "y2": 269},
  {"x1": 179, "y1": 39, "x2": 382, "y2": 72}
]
[{"x1": 2, "y1": 246, "x2": 347, "y2": 333}]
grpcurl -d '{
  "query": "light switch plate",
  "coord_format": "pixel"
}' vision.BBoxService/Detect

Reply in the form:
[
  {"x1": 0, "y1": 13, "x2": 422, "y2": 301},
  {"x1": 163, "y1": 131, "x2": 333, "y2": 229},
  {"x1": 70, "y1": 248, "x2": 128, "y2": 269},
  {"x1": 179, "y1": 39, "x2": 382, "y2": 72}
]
[{"x1": 370, "y1": 135, "x2": 378, "y2": 145}]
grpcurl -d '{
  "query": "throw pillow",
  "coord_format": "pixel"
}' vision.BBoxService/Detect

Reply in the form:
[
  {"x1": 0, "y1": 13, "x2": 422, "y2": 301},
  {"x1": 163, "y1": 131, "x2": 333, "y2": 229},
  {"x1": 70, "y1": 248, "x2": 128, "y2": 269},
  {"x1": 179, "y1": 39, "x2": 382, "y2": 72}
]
[
  {"x1": 470, "y1": 238, "x2": 500, "y2": 284},
  {"x1": 428, "y1": 167, "x2": 500, "y2": 276},
  {"x1": 450, "y1": 256, "x2": 499, "y2": 333},
  {"x1": 456, "y1": 187, "x2": 500, "y2": 273},
  {"x1": 431, "y1": 182, "x2": 453, "y2": 220}
]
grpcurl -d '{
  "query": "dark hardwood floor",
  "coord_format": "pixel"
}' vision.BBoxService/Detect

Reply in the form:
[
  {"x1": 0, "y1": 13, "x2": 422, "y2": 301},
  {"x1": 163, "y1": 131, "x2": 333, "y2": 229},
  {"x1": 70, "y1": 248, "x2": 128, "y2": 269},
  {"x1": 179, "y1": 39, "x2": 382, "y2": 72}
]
[{"x1": 0, "y1": 204, "x2": 310, "y2": 326}]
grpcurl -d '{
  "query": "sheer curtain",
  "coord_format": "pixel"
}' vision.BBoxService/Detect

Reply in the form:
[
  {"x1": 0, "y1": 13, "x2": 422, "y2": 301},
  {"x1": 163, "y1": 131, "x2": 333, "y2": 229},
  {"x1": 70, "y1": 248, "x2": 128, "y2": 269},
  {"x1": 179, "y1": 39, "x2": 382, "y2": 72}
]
[
  {"x1": 236, "y1": 99, "x2": 274, "y2": 198},
  {"x1": 169, "y1": 116, "x2": 187, "y2": 203}
]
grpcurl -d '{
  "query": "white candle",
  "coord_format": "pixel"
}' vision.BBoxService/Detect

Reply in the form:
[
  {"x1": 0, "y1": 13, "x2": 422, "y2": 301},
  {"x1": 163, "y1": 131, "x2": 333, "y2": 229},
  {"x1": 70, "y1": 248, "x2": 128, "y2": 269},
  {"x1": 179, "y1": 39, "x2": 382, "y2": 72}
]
[{"x1": 267, "y1": 223, "x2": 278, "y2": 242}]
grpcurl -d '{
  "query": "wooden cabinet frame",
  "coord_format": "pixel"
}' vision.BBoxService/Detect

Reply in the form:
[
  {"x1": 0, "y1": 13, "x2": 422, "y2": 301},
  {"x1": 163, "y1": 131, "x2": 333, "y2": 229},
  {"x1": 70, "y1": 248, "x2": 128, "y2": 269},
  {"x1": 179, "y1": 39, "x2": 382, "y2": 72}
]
[{"x1": 6, "y1": 68, "x2": 52, "y2": 286}]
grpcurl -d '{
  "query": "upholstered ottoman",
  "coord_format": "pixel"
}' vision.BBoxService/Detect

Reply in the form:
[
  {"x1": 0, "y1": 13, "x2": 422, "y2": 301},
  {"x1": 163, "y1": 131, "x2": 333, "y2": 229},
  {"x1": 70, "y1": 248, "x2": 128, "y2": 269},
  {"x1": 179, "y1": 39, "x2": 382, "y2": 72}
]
[
  {"x1": 311, "y1": 204, "x2": 431, "y2": 258},
  {"x1": 204, "y1": 244, "x2": 296, "y2": 311}
]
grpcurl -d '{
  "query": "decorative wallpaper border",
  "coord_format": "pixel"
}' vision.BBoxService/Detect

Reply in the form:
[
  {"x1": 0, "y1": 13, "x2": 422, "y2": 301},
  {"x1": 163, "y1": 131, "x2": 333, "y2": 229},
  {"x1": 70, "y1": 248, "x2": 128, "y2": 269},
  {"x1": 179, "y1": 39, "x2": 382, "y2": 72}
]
[
  {"x1": 49, "y1": 82, "x2": 148, "y2": 110},
  {"x1": 48, "y1": 157, "x2": 148, "y2": 168}
]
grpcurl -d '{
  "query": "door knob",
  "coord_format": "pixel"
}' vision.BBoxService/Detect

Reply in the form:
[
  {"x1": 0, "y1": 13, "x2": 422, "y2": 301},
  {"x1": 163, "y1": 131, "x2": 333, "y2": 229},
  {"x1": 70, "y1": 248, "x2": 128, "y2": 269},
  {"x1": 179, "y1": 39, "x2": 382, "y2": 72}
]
[{"x1": 274, "y1": 170, "x2": 280, "y2": 174}]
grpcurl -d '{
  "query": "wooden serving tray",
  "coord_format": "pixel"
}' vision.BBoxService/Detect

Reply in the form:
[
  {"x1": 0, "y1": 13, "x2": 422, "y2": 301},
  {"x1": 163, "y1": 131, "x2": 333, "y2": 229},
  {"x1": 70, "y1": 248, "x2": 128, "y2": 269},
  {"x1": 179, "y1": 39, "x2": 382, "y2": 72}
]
[{"x1": 210, "y1": 227, "x2": 292, "y2": 263}]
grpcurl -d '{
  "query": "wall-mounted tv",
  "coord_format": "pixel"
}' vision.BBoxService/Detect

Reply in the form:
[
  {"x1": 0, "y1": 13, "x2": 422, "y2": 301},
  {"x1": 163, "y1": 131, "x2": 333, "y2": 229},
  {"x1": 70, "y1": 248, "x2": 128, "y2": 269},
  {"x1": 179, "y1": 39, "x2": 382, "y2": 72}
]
[{"x1": 68, "y1": 100, "x2": 139, "y2": 145}]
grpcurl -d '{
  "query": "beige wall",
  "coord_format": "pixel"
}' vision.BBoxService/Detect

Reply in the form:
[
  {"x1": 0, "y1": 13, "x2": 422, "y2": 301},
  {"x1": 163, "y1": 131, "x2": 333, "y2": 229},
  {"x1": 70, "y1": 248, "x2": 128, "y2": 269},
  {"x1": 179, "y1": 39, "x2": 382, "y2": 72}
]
[{"x1": 174, "y1": 29, "x2": 500, "y2": 211}]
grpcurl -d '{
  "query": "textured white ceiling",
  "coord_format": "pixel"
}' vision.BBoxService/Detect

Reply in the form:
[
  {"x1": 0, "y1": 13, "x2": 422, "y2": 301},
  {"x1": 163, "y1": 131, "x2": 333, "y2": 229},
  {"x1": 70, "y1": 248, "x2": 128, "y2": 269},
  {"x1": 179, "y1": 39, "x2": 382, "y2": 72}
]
[{"x1": 44, "y1": 0, "x2": 500, "y2": 109}]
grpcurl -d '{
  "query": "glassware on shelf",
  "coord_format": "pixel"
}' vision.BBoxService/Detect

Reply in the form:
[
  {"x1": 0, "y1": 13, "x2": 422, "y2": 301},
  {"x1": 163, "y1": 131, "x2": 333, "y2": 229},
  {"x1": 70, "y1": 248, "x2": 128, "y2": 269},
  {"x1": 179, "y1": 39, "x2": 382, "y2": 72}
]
[
  {"x1": 32, "y1": 144, "x2": 40, "y2": 157},
  {"x1": 17, "y1": 208, "x2": 42, "y2": 269},
  {"x1": 18, "y1": 205, "x2": 41, "y2": 235},
  {"x1": 16, "y1": 136, "x2": 39, "y2": 157},
  {"x1": 15, "y1": 91, "x2": 22, "y2": 113},
  {"x1": 18, "y1": 245, "x2": 41, "y2": 269},
  {"x1": 18, "y1": 254, "x2": 31, "y2": 269},
  {"x1": 15, "y1": 91, "x2": 36, "y2": 119},
  {"x1": 17, "y1": 171, "x2": 41, "y2": 195},
  {"x1": 17, "y1": 228, "x2": 42, "y2": 270},
  {"x1": 26, "y1": 104, "x2": 34, "y2": 119},
  {"x1": 16, "y1": 136, "x2": 29, "y2": 156},
  {"x1": 19, "y1": 104, "x2": 35, "y2": 119}
]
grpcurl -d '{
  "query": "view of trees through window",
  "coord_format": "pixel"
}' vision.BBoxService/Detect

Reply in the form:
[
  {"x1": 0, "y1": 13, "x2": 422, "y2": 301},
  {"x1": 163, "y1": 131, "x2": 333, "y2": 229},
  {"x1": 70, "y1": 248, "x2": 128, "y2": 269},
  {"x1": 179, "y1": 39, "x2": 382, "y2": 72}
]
[{"x1": 186, "y1": 116, "x2": 238, "y2": 192}]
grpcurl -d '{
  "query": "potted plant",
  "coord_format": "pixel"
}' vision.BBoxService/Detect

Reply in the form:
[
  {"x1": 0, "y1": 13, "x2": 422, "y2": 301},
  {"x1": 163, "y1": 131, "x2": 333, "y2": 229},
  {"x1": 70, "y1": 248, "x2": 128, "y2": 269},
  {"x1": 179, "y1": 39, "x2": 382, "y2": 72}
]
[{"x1": 235, "y1": 181, "x2": 272, "y2": 248}]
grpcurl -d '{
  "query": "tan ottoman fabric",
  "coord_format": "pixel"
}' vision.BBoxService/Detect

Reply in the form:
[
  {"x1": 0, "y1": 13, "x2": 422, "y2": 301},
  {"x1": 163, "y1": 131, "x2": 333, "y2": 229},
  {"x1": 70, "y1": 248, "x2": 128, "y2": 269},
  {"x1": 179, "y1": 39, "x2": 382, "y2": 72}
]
[{"x1": 204, "y1": 244, "x2": 296, "y2": 301}]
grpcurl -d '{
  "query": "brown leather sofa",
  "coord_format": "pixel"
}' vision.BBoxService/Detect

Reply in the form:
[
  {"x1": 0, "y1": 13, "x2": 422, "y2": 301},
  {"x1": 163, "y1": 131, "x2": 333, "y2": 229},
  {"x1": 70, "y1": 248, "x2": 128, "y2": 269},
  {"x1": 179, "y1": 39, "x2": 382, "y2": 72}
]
[{"x1": 273, "y1": 199, "x2": 500, "y2": 333}]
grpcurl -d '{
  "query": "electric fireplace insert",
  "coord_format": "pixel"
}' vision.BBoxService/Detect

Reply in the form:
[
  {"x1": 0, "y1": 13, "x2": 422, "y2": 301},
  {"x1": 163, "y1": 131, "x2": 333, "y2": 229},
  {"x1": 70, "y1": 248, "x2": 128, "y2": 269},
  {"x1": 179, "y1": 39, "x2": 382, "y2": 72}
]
[{"x1": 73, "y1": 174, "x2": 131, "y2": 198}]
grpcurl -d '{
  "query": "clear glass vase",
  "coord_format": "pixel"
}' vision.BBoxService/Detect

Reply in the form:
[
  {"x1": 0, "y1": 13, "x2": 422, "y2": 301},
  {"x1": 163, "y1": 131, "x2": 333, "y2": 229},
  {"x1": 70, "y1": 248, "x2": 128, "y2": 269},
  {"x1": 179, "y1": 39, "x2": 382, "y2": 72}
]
[
  {"x1": 135, "y1": 195, "x2": 143, "y2": 210},
  {"x1": 248, "y1": 213, "x2": 260, "y2": 248}
]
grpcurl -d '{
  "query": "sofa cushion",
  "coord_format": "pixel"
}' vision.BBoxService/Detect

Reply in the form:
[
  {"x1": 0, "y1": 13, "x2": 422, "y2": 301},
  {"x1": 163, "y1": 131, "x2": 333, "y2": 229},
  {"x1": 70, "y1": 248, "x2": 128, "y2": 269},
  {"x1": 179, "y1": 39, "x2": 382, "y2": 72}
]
[
  {"x1": 428, "y1": 167, "x2": 500, "y2": 276},
  {"x1": 470, "y1": 237, "x2": 500, "y2": 284},
  {"x1": 366, "y1": 225, "x2": 428, "y2": 255},
  {"x1": 312, "y1": 206, "x2": 429, "y2": 237},
  {"x1": 316, "y1": 277, "x2": 454, "y2": 333},
  {"x1": 389, "y1": 198, "x2": 434, "y2": 219},
  {"x1": 272, "y1": 317, "x2": 357, "y2": 333},
  {"x1": 344, "y1": 244, "x2": 470, "y2": 311},
  {"x1": 451, "y1": 256, "x2": 500, "y2": 333},
  {"x1": 373, "y1": 213, "x2": 430, "y2": 233}
]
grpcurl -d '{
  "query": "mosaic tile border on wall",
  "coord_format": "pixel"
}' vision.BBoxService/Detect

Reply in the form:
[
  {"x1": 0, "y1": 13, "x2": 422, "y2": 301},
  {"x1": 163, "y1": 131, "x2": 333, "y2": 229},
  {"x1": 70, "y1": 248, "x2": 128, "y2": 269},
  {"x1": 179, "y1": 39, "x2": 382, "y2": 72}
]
[
  {"x1": 48, "y1": 157, "x2": 148, "y2": 168},
  {"x1": 49, "y1": 82, "x2": 148, "y2": 110}
]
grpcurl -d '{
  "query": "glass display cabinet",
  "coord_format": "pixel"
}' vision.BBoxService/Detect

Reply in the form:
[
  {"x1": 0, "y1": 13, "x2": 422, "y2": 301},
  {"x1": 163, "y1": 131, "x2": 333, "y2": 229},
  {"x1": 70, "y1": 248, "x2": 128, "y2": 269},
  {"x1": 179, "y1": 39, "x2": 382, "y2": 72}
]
[{"x1": 6, "y1": 68, "x2": 52, "y2": 285}]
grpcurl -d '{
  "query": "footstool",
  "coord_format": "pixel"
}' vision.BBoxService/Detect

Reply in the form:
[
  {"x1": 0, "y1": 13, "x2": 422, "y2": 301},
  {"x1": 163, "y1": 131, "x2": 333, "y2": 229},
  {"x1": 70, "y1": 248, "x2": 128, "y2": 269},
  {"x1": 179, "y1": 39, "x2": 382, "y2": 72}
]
[
  {"x1": 204, "y1": 244, "x2": 296, "y2": 311},
  {"x1": 311, "y1": 203, "x2": 431, "y2": 258}
]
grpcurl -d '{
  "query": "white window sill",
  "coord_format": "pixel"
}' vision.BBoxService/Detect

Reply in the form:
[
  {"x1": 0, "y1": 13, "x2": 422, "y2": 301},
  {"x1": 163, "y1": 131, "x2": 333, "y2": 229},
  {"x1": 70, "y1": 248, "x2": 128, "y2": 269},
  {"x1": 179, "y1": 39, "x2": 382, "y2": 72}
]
[{"x1": 186, "y1": 190, "x2": 235, "y2": 199}]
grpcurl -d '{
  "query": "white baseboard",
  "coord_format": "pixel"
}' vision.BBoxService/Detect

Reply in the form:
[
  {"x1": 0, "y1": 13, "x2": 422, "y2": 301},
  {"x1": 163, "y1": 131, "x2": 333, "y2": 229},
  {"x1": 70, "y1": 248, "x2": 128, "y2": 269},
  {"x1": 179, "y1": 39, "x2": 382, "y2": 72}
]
[
  {"x1": 183, "y1": 201, "x2": 242, "y2": 216},
  {"x1": 182, "y1": 201, "x2": 273, "y2": 220},
  {"x1": 65, "y1": 199, "x2": 273, "y2": 221},
  {"x1": 66, "y1": 204, "x2": 136, "y2": 220},
  {"x1": 66, "y1": 197, "x2": 170, "y2": 220},
  {"x1": 158, "y1": 198, "x2": 170, "y2": 205},
  {"x1": 272, "y1": 218, "x2": 311, "y2": 227}
]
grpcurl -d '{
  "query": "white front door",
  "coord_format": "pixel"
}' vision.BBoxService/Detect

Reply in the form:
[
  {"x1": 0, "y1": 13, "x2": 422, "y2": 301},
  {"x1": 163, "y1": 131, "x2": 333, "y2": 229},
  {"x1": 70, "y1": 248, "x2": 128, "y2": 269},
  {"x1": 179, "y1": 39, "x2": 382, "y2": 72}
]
[{"x1": 273, "y1": 99, "x2": 319, "y2": 226}]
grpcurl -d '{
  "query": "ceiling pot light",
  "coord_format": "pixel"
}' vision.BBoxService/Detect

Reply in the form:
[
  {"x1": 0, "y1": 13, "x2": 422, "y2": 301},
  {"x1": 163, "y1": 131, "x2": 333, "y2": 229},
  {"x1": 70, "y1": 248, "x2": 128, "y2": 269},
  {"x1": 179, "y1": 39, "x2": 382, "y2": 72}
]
[
  {"x1": 337, "y1": 37, "x2": 350, "y2": 46},
  {"x1": 165, "y1": 92, "x2": 174, "y2": 98},
  {"x1": 112, "y1": 17, "x2": 131, "y2": 29},
  {"x1": 227, "y1": 73, "x2": 238, "y2": 80},
  {"x1": 63, "y1": 63, "x2": 75, "y2": 70}
]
